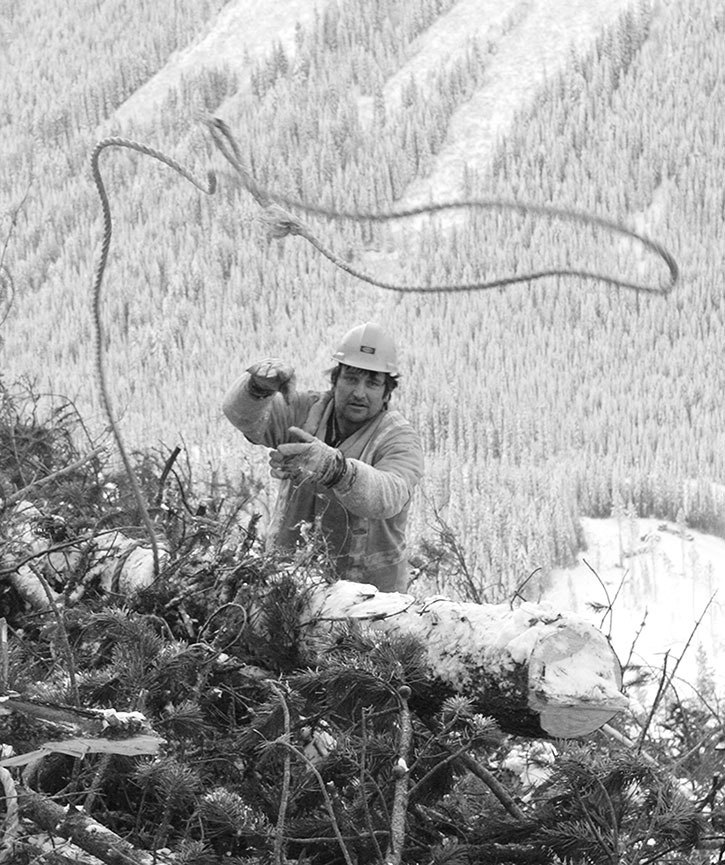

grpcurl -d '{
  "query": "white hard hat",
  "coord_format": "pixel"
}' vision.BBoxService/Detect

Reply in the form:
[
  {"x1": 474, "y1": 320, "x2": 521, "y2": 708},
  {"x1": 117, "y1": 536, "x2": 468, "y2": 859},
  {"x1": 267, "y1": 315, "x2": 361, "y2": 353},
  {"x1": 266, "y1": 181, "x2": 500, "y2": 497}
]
[{"x1": 331, "y1": 322, "x2": 398, "y2": 375}]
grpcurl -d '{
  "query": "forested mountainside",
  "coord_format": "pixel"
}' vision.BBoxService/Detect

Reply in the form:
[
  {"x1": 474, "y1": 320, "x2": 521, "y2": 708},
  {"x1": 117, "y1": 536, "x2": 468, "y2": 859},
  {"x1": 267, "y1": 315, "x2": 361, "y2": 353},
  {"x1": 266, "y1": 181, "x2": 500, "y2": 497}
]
[{"x1": 1, "y1": 0, "x2": 723, "y2": 596}]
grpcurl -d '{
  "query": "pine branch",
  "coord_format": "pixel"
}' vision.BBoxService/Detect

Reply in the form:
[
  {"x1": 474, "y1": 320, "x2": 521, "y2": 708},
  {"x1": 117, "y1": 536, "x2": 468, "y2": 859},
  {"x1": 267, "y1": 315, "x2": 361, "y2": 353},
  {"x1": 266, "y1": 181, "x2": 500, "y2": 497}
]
[{"x1": 2, "y1": 445, "x2": 106, "y2": 509}]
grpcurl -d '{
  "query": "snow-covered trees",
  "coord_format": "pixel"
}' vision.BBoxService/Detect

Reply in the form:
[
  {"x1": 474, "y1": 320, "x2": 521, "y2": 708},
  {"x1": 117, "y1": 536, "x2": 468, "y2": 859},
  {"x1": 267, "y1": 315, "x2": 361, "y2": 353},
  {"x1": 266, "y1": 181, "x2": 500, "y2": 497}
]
[{"x1": 1, "y1": 0, "x2": 724, "y2": 599}]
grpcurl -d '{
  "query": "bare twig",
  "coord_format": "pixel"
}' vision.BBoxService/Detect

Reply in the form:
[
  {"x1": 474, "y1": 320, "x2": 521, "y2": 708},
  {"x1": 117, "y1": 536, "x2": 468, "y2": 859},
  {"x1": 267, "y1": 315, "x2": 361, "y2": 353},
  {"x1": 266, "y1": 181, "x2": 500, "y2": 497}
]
[
  {"x1": 636, "y1": 594, "x2": 717, "y2": 751},
  {"x1": 82, "y1": 753, "x2": 113, "y2": 816},
  {"x1": 360, "y1": 706, "x2": 385, "y2": 863},
  {"x1": 409, "y1": 742, "x2": 472, "y2": 800},
  {"x1": 636, "y1": 653, "x2": 671, "y2": 752},
  {"x1": 0, "y1": 527, "x2": 151, "y2": 578},
  {"x1": 510, "y1": 567, "x2": 541, "y2": 608},
  {"x1": 27, "y1": 562, "x2": 80, "y2": 707},
  {"x1": 270, "y1": 739, "x2": 355, "y2": 865},
  {"x1": 0, "y1": 766, "x2": 19, "y2": 863},
  {"x1": 385, "y1": 686, "x2": 414, "y2": 865},
  {"x1": 582, "y1": 557, "x2": 626, "y2": 638},
  {"x1": 622, "y1": 610, "x2": 649, "y2": 676},
  {"x1": 155, "y1": 445, "x2": 182, "y2": 507},
  {"x1": 456, "y1": 752, "x2": 526, "y2": 821},
  {"x1": 0, "y1": 618, "x2": 8, "y2": 693},
  {"x1": 269, "y1": 683, "x2": 292, "y2": 865}
]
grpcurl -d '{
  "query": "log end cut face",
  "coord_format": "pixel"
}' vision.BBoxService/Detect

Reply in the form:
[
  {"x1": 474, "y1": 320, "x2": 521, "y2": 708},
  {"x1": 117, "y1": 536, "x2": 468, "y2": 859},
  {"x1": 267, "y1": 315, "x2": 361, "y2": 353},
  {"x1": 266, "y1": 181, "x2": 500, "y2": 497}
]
[{"x1": 527, "y1": 622, "x2": 627, "y2": 738}]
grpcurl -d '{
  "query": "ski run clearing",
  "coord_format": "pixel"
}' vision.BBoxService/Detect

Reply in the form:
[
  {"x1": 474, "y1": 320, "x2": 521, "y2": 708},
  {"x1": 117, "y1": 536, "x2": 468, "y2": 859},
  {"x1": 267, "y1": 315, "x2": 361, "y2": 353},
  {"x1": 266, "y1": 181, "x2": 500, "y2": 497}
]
[{"x1": 115, "y1": 0, "x2": 635, "y2": 192}]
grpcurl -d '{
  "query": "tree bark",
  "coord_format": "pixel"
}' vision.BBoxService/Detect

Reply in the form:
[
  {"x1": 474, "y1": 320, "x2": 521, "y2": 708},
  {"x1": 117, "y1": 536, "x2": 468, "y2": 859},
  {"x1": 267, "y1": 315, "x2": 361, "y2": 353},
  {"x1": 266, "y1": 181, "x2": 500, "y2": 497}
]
[{"x1": 17, "y1": 787, "x2": 171, "y2": 865}]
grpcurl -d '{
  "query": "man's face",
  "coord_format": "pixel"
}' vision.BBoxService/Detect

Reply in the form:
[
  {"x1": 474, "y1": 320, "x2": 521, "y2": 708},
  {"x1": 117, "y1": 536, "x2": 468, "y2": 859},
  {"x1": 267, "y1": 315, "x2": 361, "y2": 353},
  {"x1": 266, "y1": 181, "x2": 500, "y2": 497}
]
[{"x1": 334, "y1": 365, "x2": 387, "y2": 429}]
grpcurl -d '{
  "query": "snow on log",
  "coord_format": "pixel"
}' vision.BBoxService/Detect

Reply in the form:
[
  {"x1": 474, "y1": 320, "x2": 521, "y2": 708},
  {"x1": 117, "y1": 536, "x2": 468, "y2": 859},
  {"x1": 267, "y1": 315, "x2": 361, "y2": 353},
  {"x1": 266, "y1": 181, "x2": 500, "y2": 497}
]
[
  {"x1": 2, "y1": 501, "x2": 167, "y2": 610},
  {"x1": 299, "y1": 580, "x2": 627, "y2": 739}
]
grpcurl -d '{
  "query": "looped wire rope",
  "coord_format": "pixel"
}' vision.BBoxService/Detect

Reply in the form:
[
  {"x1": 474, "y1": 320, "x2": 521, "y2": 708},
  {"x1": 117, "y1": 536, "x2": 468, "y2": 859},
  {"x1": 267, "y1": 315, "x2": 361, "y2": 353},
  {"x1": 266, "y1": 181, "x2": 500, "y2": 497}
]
[
  {"x1": 205, "y1": 116, "x2": 678, "y2": 296},
  {"x1": 91, "y1": 138, "x2": 216, "y2": 576},
  {"x1": 91, "y1": 118, "x2": 678, "y2": 576}
]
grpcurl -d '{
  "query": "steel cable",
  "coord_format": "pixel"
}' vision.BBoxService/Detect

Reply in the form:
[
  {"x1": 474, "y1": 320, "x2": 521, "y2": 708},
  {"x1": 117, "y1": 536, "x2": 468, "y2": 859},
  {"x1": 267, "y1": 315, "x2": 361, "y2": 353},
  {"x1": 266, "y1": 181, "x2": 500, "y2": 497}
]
[
  {"x1": 90, "y1": 138, "x2": 216, "y2": 577},
  {"x1": 90, "y1": 119, "x2": 678, "y2": 575},
  {"x1": 206, "y1": 116, "x2": 678, "y2": 296}
]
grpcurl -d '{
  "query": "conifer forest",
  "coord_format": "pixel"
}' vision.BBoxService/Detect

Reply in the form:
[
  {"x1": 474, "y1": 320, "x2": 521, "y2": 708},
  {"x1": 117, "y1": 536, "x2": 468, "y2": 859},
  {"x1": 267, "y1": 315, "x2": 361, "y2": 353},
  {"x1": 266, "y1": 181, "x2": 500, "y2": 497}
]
[{"x1": 1, "y1": 0, "x2": 725, "y2": 862}]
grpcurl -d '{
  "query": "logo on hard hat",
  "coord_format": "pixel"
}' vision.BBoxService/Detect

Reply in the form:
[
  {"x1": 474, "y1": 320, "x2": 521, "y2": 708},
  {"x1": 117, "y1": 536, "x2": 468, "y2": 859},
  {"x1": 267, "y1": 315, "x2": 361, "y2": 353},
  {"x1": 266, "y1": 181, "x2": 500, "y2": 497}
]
[{"x1": 360, "y1": 345, "x2": 376, "y2": 354}]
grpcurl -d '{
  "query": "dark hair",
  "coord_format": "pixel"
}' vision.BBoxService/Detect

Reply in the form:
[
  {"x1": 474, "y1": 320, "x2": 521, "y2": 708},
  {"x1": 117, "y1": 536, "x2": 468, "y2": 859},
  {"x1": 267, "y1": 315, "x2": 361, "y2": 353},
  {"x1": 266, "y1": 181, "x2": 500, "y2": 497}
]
[{"x1": 330, "y1": 364, "x2": 399, "y2": 404}]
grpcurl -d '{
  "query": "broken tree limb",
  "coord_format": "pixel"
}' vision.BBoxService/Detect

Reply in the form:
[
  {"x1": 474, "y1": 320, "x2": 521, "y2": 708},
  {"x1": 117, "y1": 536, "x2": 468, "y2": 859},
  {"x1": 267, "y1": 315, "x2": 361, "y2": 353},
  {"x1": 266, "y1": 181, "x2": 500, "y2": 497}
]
[
  {"x1": 7, "y1": 834, "x2": 107, "y2": 865},
  {"x1": 0, "y1": 697, "x2": 165, "y2": 767},
  {"x1": 0, "y1": 733, "x2": 165, "y2": 768},
  {"x1": 0, "y1": 766, "x2": 19, "y2": 863},
  {"x1": 297, "y1": 579, "x2": 627, "y2": 739},
  {"x1": 0, "y1": 696, "x2": 149, "y2": 735},
  {"x1": 17, "y1": 786, "x2": 172, "y2": 865}
]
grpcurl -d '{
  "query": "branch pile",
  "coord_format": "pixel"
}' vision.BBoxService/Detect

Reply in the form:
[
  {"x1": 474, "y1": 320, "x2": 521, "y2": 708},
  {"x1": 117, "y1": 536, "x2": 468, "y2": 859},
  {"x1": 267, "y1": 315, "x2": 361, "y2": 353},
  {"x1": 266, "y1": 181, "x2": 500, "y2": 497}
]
[{"x1": 0, "y1": 382, "x2": 714, "y2": 864}]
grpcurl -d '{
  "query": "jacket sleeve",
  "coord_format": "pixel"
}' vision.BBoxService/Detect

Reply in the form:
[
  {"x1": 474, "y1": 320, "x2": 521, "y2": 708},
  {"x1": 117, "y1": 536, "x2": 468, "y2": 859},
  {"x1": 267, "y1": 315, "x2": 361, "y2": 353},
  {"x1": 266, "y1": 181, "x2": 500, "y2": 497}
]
[
  {"x1": 331, "y1": 427, "x2": 424, "y2": 520},
  {"x1": 222, "y1": 372, "x2": 312, "y2": 448}
]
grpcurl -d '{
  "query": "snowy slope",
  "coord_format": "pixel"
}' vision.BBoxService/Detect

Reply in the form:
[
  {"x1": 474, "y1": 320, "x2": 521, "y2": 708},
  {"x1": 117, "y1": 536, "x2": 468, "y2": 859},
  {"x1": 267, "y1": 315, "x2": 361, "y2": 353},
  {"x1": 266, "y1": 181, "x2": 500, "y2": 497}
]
[
  {"x1": 543, "y1": 518, "x2": 725, "y2": 692},
  {"x1": 394, "y1": 0, "x2": 635, "y2": 212},
  {"x1": 113, "y1": 0, "x2": 329, "y2": 128}
]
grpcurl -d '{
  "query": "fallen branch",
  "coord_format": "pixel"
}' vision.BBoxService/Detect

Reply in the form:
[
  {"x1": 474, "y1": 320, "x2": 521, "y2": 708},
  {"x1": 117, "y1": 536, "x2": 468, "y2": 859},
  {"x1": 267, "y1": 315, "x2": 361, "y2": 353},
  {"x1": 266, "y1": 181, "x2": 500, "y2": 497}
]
[
  {"x1": 0, "y1": 696, "x2": 148, "y2": 735},
  {"x1": 0, "y1": 733, "x2": 165, "y2": 767},
  {"x1": 18, "y1": 786, "x2": 172, "y2": 865},
  {"x1": 0, "y1": 767, "x2": 19, "y2": 864},
  {"x1": 0, "y1": 697, "x2": 164, "y2": 766},
  {"x1": 456, "y1": 752, "x2": 526, "y2": 821},
  {"x1": 385, "y1": 686, "x2": 414, "y2": 865}
]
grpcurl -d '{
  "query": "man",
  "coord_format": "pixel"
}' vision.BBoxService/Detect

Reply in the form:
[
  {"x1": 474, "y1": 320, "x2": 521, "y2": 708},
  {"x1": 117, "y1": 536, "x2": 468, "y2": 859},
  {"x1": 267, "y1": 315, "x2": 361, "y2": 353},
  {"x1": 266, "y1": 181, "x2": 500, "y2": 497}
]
[{"x1": 222, "y1": 322, "x2": 424, "y2": 592}]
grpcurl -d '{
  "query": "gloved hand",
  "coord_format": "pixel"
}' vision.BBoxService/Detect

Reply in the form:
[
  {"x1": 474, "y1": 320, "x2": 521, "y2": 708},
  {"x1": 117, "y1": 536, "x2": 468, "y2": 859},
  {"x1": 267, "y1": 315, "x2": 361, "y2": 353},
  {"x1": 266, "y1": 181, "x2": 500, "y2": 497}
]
[
  {"x1": 246, "y1": 358, "x2": 295, "y2": 400},
  {"x1": 269, "y1": 426, "x2": 347, "y2": 487}
]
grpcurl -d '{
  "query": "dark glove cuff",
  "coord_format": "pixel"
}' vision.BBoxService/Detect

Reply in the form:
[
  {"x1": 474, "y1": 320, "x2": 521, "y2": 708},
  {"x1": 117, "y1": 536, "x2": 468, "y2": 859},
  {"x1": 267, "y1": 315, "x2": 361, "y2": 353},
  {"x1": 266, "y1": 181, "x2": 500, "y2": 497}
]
[{"x1": 321, "y1": 451, "x2": 348, "y2": 487}]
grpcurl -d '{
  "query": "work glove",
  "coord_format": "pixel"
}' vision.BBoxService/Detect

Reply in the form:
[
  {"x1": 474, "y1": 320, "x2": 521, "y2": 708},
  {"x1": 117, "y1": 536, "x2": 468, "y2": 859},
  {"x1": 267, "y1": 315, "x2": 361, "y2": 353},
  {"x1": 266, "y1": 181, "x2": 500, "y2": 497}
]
[
  {"x1": 246, "y1": 358, "x2": 295, "y2": 400},
  {"x1": 269, "y1": 426, "x2": 347, "y2": 487}
]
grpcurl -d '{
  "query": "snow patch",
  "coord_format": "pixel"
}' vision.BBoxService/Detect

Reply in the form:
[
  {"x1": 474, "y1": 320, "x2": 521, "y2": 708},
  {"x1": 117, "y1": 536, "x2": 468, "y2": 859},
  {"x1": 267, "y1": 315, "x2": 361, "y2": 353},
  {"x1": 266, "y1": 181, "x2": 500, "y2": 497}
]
[{"x1": 544, "y1": 517, "x2": 725, "y2": 691}]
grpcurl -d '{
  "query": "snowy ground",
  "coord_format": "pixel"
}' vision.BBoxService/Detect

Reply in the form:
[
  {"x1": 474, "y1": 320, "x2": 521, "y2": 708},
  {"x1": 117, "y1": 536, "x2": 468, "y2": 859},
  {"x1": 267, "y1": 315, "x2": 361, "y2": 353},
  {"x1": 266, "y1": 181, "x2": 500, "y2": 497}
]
[{"x1": 543, "y1": 517, "x2": 725, "y2": 693}]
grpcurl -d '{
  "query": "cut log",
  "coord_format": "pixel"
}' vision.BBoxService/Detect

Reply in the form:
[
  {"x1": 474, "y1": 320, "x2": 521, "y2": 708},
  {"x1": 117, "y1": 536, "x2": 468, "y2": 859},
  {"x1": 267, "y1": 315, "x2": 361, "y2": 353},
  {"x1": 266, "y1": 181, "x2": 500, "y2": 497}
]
[{"x1": 298, "y1": 579, "x2": 627, "y2": 739}]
